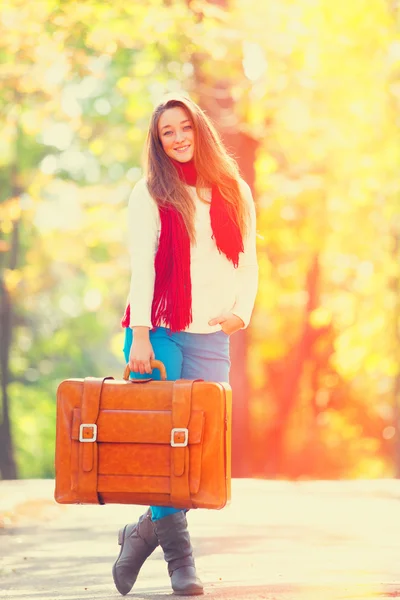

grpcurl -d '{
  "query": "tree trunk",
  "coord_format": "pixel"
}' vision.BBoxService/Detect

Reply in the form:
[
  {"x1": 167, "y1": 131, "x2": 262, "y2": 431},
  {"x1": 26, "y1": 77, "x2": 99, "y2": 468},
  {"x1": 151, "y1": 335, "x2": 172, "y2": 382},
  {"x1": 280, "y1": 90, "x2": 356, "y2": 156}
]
[
  {"x1": 264, "y1": 254, "x2": 321, "y2": 476},
  {"x1": 391, "y1": 231, "x2": 400, "y2": 477},
  {"x1": 0, "y1": 218, "x2": 18, "y2": 479}
]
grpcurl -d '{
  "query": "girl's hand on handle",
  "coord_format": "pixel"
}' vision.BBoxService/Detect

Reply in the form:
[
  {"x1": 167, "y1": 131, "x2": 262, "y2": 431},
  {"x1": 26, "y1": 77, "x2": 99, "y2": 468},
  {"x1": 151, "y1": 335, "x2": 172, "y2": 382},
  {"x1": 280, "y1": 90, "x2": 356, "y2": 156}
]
[
  {"x1": 129, "y1": 327, "x2": 155, "y2": 374},
  {"x1": 208, "y1": 312, "x2": 245, "y2": 336}
]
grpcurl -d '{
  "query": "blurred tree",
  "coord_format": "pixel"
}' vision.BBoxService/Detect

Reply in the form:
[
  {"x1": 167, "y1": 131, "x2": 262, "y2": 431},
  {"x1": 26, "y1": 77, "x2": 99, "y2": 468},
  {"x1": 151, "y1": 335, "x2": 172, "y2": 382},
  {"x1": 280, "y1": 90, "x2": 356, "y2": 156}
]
[
  {"x1": 0, "y1": 189, "x2": 19, "y2": 479},
  {"x1": 0, "y1": 0, "x2": 239, "y2": 478},
  {"x1": 233, "y1": 0, "x2": 400, "y2": 477},
  {"x1": 0, "y1": 0, "x2": 199, "y2": 478}
]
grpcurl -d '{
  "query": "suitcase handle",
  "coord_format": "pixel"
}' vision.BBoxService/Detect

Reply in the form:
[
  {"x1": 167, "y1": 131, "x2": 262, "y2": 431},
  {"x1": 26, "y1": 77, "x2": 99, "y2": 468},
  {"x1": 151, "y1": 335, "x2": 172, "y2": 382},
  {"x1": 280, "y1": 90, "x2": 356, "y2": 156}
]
[{"x1": 123, "y1": 359, "x2": 167, "y2": 381}]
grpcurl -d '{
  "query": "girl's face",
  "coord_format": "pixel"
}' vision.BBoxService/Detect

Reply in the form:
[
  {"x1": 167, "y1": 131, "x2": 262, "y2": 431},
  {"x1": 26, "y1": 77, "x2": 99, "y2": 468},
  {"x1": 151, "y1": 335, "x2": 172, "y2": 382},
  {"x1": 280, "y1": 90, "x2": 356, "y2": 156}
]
[{"x1": 158, "y1": 107, "x2": 194, "y2": 163}]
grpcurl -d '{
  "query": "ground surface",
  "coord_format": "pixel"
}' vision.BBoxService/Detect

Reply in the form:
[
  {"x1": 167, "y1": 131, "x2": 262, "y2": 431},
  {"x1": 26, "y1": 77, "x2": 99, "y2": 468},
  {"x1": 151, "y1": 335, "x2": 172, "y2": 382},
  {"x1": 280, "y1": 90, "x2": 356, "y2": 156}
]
[{"x1": 1, "y1": 479, "x2": 400, "y2": 600}]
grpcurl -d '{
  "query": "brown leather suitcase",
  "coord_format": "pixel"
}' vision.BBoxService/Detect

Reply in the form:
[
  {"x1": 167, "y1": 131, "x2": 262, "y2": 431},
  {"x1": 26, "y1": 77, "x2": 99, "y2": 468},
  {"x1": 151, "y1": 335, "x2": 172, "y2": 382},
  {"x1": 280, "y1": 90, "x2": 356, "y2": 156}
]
[{"x1": 54, "y1": 360, "x2": 232, "y2": 510}]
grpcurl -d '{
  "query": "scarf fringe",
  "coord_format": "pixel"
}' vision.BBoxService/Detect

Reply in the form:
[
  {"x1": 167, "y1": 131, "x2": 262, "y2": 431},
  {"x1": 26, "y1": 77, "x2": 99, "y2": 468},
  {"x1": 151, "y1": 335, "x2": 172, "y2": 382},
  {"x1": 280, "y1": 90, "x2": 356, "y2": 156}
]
[{"x1": 151, "y1": 208, "x2": 192, "y2": 332}]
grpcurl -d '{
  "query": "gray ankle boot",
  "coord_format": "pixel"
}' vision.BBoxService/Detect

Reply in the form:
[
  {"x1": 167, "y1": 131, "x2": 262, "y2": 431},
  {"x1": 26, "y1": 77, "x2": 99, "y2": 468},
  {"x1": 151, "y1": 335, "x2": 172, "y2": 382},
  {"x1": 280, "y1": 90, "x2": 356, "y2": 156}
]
[
  {"x1": 112, "y1": 508, "x2": 159, "y2": 596},
  {"x1": 153, "y1": 511, "x2": 204, "y2": 596}
]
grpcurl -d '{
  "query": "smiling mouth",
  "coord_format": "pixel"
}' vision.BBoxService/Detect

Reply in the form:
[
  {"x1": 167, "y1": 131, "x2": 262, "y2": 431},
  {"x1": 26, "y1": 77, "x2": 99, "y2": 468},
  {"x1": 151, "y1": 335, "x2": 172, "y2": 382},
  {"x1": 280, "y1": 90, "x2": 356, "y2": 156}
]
[{"x1": 175, "y1": 145, "x2": 190, "y2": 152}]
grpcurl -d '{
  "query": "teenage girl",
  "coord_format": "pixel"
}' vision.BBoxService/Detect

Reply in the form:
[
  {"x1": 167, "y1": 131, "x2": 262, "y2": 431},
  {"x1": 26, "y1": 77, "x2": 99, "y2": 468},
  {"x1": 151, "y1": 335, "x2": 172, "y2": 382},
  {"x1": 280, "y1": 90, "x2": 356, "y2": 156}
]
[{"x1": 113, "y1": 94, "x2": 258, "y2": 596}]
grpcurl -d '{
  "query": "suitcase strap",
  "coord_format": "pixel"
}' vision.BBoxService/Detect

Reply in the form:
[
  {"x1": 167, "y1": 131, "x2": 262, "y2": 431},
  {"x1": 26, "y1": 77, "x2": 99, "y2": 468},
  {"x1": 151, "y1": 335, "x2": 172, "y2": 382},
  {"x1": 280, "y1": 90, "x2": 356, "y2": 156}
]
[
  {"x1": 170, "y1": 379, "x2": 197, "y2": 509},
  {"x1": 78, "y1": 376, "x2": 113, "y2": 504}
]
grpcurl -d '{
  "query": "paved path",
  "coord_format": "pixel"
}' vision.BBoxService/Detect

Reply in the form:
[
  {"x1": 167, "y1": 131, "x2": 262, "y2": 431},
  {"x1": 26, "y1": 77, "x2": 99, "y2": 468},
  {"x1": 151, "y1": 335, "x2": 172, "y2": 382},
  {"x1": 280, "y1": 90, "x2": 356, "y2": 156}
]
[{"x1": 1, "y1": 479, "x2": 400, "y2": 599}]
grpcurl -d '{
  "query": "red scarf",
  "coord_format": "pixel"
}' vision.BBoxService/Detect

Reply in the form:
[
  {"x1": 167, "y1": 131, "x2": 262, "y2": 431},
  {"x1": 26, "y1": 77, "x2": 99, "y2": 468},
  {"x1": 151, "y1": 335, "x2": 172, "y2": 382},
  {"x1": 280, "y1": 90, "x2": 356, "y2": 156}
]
[{"x1": 121, "y1": 159, "x2": 243, "y2": 332}]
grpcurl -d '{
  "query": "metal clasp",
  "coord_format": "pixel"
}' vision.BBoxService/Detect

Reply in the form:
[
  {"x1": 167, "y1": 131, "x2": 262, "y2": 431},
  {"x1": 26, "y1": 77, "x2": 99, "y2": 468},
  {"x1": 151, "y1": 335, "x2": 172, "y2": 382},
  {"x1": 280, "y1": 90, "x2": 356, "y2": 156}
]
[
  {"x1": 79, "y1": 423, "x2": 97, "y2": 443},
  {"x1": 171, "y1": 427, "x2": 189, "y2": 447}
]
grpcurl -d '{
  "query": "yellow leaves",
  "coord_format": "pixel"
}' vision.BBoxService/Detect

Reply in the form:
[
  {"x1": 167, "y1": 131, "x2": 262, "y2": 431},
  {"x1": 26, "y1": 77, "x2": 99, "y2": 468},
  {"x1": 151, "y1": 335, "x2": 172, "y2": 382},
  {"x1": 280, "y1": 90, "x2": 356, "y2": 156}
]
[
  {"x1": 125, "y1": 97, "x2": 152, "y2": 124},
  {"x1": 1, "y1": 0, "x2": 54, "y2": 29},
  {"x1": 85, "y1": 29, "x2": 119, "y2": 56},
  {"x1": 84, "y1": 4, "x2": 152, "y2": 52},
  {"x1": 327, "y1": 292, "x2": 358, "y2": 329},
  {"x1": 0, "y1": 197, "x2": 22, "y2": 224},
  {"x1": 353, "y1": 455, "x2": 389, "y2": 478},
  {"x1": 117, "y1": 77, "x2": 135, "y2": 94},
  {"x1": 309, "y1": 307, "x2": 332, "y2": 329},
  {"x1": 39, "y1": 232, "x2": 86, "y2": 265},
  {"x1": 255, "y1": 153, "x2": 278, "y2": 193},
  {"x1": 0, "y1": 221, "x2": 13, "y2": 235},
  {"x1": 0, "y1": 123, "x2": 17, "y2": 167},
  {"x1": 246, "y1": 99, "x2": 270, "y2": 131},
  {"x1": 20, "y1": 110, "x2": 45, "y2": 136},
  {"x1": 27, "y1": 172, "x2": 53, "y2": 204},
  {"x1": 321, "y1": 0, "x2": 392, "y2": 44},
  {"x1": 381, "y1": 357, "x2": 399, "y2": 378},
  {"x1": 0, "y1": 2, "x2": 57, "y2": 68},
  {"x1": 3, "y1": 269, "x2": 22, "y2": 296},
  {"x1": 134, "y1": 60, "x2": 158, "y2": 78},
  {"x1": 0, "y1": 198, "x2": 21, "y2": 259},
  {"x1": 332, "y1": 309, "x2": 399, "y2": 380},
  {"x1": 61, "y1": 2, "x2": 97, "y2": 24},
  {"x1": 364, "y1": 353, "x2": 385, "y2": 372},
  {"x1": 90, "y1": 139, "x2": 105, "y2": 156}
]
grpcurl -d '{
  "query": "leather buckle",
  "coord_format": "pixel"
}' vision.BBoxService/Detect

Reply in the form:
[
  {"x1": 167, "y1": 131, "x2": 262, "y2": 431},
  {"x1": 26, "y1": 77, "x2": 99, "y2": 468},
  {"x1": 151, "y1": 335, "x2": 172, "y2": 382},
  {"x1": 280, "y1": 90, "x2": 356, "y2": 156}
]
[
  {"x1": 171, "y1": 427, "x2": 188, "y2": 447},
  {"x1": 79, "y1": 423, "x2": 97, "y2": 443}
]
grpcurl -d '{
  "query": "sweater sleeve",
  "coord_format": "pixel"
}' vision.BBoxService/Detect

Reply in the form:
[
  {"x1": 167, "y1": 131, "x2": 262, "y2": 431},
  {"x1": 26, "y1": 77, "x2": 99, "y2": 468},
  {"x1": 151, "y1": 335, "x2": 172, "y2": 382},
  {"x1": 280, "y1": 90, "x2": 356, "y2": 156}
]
[
  {"x1": 231, "y1": 179, "x2": 259, "y2": 329},
  {"x1": 127, "y1": 178, "x2": 160, "y2": 328}
]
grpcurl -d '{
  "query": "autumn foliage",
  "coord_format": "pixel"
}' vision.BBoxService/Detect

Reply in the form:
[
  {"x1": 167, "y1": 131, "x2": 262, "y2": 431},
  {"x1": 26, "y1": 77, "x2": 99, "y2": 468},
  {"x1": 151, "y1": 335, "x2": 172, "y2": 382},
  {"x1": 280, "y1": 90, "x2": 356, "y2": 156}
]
[{"x1": 0, "y1": 0, "x2": 399, "y2": 480}]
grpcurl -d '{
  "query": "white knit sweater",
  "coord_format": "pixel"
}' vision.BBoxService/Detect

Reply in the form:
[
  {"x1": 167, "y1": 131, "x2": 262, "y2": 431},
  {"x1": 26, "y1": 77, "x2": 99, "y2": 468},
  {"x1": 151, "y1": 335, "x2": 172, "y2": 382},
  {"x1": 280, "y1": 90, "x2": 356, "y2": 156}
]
[{"x1": 127, "y1": 178, "x2": 258, "y2": 333}]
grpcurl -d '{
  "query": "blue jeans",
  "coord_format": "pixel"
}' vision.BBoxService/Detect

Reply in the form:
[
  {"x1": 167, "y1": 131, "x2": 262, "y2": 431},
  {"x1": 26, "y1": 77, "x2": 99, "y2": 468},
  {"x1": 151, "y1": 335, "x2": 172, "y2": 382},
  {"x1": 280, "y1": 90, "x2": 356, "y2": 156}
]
[{"x1": 123, "y1": 326, "x2": 231, "y2": 520}]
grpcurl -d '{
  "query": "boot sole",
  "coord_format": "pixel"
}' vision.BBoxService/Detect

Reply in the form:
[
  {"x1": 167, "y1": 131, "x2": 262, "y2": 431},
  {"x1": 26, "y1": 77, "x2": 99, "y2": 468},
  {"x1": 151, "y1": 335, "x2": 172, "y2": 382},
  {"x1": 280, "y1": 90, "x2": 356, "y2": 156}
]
[
  {"x1": 173, "y1": 585, "x2": 204, "y2": 596},
  {"x1": 112, "y1": 525, "x2": 131, "y2": 596}
]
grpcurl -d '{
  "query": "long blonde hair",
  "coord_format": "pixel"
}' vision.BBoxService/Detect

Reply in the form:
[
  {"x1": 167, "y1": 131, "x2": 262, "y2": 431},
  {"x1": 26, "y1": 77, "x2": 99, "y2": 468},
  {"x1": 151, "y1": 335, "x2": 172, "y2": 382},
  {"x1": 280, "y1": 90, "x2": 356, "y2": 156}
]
[{"x1": 145, "y1": 94, "x2": 248, "y2": 243}]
